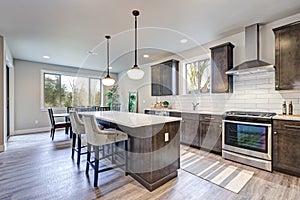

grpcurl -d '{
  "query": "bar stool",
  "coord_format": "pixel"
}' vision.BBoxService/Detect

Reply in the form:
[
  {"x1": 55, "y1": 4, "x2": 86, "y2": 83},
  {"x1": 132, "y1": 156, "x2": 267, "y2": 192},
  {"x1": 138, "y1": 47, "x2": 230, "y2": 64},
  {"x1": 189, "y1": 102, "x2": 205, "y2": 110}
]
[
  {"x1": 69, "y1": 111, "x2": 87, "y2": 165},
  {"x1": 82, "y1": 114, "x2": 128, "y2": 187}
]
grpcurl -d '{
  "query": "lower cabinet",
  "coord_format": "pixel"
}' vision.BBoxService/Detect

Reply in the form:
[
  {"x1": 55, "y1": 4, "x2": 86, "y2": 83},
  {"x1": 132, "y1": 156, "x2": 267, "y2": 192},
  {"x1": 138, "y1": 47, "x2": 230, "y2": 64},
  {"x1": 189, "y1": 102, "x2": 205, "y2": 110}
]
[
  {"x1": 144, "y1": 110, "x2": 222, "y2": 154},
  {"x1": 181, "y1": 113, "x2": 200, "y2": 148},
  {"x1": 181, "y1": 113, "x2": 222, "y2": 154},
  {"x1": 273, "y1": 119, "x2": 300, "y2": 177},
  {"x1": 200, "y1": 115, "x2": 222, "y2": 154}
]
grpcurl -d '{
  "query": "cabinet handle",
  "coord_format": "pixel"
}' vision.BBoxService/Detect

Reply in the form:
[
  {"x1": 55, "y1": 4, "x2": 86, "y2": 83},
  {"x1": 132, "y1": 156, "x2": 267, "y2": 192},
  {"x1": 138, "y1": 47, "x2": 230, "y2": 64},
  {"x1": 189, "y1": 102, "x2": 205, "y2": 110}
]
[
  {"x1": 284, "y1": 125, "x2": 300, "y2": 129},
  {"x1": 204, "y1": 117, "x2": 215, "y2": 120},
  {"x1": 274, "y1": 131, "x2": 277, "y2": 135}
]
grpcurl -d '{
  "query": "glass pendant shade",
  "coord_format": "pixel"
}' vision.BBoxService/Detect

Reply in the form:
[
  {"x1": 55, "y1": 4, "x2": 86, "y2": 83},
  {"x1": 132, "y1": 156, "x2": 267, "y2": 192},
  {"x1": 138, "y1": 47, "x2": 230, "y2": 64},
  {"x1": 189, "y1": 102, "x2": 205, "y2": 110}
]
[
  {"x1": 127, "y1": 65, "x2": 144, "y2": 80},
  {"x1": 102, "y1": 75, "x2": 115, "y2": 86},
  {"x1": 103, "y1": 35, "x2": 115, "y2": 86},
  {"x1": 127, "y1": 10, "x2": 144, "y2": 80}
]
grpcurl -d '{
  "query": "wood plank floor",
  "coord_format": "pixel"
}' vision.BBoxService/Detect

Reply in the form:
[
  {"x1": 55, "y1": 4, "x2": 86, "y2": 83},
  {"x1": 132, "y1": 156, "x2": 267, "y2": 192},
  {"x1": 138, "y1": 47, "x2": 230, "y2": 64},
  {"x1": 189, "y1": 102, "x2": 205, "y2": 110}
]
[{"x1": 0, "y1": 131, "x2": 299, "y2": 200}]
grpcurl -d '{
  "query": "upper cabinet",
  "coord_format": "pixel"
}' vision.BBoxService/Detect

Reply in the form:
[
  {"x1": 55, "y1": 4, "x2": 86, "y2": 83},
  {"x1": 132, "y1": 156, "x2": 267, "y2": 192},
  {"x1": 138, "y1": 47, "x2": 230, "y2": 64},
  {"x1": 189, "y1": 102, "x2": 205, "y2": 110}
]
[
  {"x1": 210, "y1": 42, "x2": 235, "y2": 93},
  {"x1": 151, "y1": 59, "x2": 179, "y2": 96},
  {"x1": 273, "y1": 21, "x2": 300, "y2": 90}
]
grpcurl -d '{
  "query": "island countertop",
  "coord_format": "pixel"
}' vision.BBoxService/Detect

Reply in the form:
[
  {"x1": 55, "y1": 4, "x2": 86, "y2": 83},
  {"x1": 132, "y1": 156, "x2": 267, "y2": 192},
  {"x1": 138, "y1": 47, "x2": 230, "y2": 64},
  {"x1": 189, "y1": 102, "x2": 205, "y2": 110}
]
[{"x1": 79, "y1": 111, "x2": 182, "y2": 128}]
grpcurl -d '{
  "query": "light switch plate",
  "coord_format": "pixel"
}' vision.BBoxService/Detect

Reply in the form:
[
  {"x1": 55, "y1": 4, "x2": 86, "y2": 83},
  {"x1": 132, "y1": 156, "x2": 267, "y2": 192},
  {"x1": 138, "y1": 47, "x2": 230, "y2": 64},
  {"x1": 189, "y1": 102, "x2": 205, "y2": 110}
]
[{"x1": 165, "y1": 132, "x2": 169, "y2": 142}]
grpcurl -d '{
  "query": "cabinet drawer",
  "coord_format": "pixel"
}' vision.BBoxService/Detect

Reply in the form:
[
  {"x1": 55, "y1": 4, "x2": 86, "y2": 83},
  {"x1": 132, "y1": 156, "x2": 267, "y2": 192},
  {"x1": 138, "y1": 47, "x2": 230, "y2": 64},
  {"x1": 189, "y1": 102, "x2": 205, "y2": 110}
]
[
  {"x1": 181, "y1": 113, "x2": 199, "y2": 121},
  {"x1": 200, "y1": 114, "x2": 222, "y2": 123},
  {"x1": 273, "y1": 119, "x2": 300, "y2": 131}
]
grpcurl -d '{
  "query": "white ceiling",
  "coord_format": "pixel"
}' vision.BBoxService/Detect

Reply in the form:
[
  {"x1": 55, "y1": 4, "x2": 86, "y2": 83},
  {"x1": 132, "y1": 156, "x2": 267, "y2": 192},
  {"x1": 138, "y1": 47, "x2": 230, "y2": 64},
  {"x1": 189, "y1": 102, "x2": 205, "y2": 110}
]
[{"x1": 0, "y1": 0, "x2": 300, "y2": 73}]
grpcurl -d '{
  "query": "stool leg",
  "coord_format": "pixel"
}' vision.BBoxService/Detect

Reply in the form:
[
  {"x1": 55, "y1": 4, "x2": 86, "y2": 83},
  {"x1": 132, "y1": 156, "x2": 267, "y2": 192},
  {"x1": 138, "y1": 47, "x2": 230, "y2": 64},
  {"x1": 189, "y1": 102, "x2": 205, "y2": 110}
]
[
  {"x1": 94, "y1": 146, "x2": 99, "y2": 187},
  {"x1": 86, "y1": 144, "x2": 91, "y2": 174},
  {"x1": 125, "y1": 140, "x2": 128, "y2": 176},
  {"x1": 111, "y1": 143, "x2": 115, "y2": 164},
  {"x1": 70, "y1": 126, "x2": 73, "y2": 138},
  {"x1": 71, "y1": 132, "x2": 76, "y2": 159},
  {"x1": 77, "y1": 134, "x2": 81, "y2": 165}
]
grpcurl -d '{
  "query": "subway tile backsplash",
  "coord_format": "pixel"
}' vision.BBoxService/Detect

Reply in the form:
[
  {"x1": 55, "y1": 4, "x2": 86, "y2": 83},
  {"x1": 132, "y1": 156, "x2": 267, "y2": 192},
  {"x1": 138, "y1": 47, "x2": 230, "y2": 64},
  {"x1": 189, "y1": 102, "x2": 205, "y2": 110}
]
[{"x1": 157, "y1": 71, "x2": 300, "y2": 115}]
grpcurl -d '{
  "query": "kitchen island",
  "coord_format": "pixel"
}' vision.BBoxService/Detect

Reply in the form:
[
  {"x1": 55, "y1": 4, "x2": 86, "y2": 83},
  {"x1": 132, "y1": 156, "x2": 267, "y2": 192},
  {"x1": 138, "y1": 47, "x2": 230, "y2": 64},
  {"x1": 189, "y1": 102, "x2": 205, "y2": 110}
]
[{"x1": 80, "y1": 111, "x2": 181, "y2": 191}]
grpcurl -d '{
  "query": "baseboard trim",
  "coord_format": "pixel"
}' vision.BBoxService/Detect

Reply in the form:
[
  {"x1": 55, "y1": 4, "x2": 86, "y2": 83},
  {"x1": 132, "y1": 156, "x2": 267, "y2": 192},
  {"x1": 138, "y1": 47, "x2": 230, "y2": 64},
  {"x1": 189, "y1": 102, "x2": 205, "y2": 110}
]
[
  {"x1": 0, "y1": 144, "x2": 5, "y2": 152},
  {"x1": 13, "y1": 127, "x2": 50, "y2": 135}
]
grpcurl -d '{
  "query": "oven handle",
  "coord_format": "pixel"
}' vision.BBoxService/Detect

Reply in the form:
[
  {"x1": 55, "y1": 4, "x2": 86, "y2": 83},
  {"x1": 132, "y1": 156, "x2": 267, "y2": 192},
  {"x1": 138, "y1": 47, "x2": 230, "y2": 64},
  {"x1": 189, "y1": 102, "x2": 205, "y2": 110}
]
[{"x1": 222, "y1": 120, "x2": 272, "y2": 127}]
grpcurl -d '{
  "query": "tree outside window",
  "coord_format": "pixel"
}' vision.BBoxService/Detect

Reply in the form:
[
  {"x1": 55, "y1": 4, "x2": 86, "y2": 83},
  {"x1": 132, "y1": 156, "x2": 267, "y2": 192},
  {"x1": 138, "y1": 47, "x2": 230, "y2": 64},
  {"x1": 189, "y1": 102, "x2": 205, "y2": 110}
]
[
  {"x1": 186, "y1": 58, "x2": 211, "y2": 94},
  {"x1": 43, "y1": 72, "x2": 102, "y2": 108}
]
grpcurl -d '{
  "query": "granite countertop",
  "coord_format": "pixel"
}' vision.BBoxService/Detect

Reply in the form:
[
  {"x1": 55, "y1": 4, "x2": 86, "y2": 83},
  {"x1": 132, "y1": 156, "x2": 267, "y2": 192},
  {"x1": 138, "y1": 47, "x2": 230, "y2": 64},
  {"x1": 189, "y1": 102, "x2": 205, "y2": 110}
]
[
  {"x1": 80, "y1": 111, "x2": 182, "y2": 128},
  {"x1": 144, "y1": 108, "x2": 224, "y2": 115},
  {"x1": 273, "y1": 114, "x2": 300, "y2": 121}
]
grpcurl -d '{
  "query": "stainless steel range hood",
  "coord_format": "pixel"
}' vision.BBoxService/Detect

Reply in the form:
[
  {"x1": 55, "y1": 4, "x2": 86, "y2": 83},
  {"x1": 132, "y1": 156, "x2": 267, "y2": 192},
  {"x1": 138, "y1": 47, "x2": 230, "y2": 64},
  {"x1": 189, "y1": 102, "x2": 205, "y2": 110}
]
[{"x1": 226, "y1": 24, "x2": 274, "y2": 75}]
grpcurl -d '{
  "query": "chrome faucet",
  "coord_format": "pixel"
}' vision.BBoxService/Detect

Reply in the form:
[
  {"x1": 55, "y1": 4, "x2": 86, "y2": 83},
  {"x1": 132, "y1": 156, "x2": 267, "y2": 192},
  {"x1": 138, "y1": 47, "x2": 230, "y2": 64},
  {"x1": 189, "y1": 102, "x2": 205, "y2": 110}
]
[{"x1": 192, "y1": 102, "x2": 199, "y2": 111}]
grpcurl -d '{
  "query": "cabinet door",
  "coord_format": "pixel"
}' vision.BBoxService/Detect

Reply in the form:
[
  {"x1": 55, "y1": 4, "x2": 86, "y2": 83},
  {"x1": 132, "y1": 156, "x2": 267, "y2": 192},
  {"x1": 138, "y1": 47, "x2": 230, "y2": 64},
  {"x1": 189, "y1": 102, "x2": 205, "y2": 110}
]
[
  {"x1": 151, "y1": 60, "x2": 179, "y2": 96},
  {"x1": 181, "y1": 119, "x2": 200, "y2": 147},
  {"x1": 151, "y1": 65, "x2": 161, "y2": 96},
  {"x1": 274, "y1": 22, "x2": 300, "y2": 90},
  {"x1": 200, "y1": 115, "x2": 222, "y2": 153},
  {"x1": 273, "y1": 126, "x2": 300, "y2": 176},
  {"x1": 161, "y1": 63, "x2": 173, "y2": 95},
  {"x1": 210, "y1": 42, "x2": 234, "y2": 93}
]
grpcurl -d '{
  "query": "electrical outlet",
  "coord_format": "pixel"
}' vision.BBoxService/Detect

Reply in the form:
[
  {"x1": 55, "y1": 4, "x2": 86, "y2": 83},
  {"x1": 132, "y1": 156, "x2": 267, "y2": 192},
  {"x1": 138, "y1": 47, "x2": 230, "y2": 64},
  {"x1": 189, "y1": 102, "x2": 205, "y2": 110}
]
[
  {"x1": 35, "y1": 120, "x2": 39, "y2": 124},
  {"x1": 165, "y1": 132, "x2": 169, "y2": 142}
]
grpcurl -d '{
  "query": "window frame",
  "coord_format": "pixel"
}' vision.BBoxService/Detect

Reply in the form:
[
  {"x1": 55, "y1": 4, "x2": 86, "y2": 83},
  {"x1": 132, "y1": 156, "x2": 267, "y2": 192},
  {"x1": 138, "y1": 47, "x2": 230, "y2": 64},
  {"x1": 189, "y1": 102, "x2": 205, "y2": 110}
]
[{"x1": 40, "y1": 70, "x2": 103, "y2": 110}]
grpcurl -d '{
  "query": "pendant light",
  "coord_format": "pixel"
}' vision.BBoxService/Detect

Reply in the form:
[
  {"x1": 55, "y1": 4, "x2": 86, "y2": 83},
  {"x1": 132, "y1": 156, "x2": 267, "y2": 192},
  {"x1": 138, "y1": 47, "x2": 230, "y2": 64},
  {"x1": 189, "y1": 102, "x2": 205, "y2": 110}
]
[
  {"x1": 127, "y1": 10, "x2": 145, "y2": 80},
  {"x1": 102, "y1": 35, "x2": 115, "y2": 86}
]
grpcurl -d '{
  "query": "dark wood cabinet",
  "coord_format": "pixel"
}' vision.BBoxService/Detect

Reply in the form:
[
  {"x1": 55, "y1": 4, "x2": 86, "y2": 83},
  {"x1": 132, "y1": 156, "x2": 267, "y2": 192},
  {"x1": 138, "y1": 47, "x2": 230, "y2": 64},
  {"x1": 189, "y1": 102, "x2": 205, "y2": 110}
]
[
  {"x1": 200, "y1": 115, "x2": 222, "y2": 154},
  {"x1": 273, "y1": 21, "x2": 300, "y2": 90},
  {"x1": 151, "y1": 59, "x2": 179, "y2": 96},
  {"x1": 273, "y1": 119, "x2": 300, "y2": 177},
  {"x1": 144, "y1": 110, "x2": 222, "y2": 154},
  {"x1": 180, "y1": 113, "x2": 222, "y2": 153},
  {"x1": 181, "y1": 113, "x2": 200, "y2": 148},
  {"x1": 210, "y1": 42, "x2": 234, "y2": 93}
]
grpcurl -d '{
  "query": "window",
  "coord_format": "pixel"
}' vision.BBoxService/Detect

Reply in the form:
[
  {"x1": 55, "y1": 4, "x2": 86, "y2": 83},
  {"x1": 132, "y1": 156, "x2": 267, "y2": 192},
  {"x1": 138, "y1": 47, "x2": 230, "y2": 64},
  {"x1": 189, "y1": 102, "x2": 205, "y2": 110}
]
[
  {"x1": 186, "y1": 58, "x2": 211, "y2": 94},
  {"x1": 43, "y1": 72, "x2": 102, "y2": 108}
]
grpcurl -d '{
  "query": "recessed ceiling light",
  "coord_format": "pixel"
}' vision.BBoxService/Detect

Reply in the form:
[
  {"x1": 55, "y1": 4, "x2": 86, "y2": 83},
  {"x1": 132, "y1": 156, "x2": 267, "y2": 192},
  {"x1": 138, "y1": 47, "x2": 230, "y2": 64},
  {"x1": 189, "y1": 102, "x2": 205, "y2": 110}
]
[
  {"x1": 180, "y1": 39, "x2": 188, "y2": 43},
  {"x1": 143, "y1": 54, "x2": 150, "y2": 58},
  {"x1": 87, "y1": 51, "x2": 98, "y2": 55},
  {"x1": 43, "y1": 55, "x2": 50, "y2": 59}
]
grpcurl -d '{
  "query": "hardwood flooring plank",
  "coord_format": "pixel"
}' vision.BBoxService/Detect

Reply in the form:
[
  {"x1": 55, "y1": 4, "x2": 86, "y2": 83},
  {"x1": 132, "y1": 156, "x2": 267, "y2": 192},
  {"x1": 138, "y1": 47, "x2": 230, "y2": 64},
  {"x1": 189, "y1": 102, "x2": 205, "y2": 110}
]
[{"x1": 0, "y1": 131, "x2": 299, "y2": 200}]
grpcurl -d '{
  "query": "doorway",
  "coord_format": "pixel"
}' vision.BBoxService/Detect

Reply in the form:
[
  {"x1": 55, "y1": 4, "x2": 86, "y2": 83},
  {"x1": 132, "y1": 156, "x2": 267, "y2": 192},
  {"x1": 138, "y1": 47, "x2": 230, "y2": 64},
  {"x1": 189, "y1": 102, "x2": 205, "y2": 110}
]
[{"x1": 6, "y1": 65, "x2": 10, "y2": 140}]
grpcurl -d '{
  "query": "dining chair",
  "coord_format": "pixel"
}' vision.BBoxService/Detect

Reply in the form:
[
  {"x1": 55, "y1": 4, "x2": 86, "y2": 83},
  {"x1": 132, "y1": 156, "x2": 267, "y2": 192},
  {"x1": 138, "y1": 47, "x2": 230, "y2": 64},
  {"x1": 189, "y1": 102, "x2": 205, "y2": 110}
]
[
  {"x1": 96, "y1": 106, "x2": 110, "y2": 111},
  {"x1": 69, "y1": 111, "x2": 88, "y2": 165},
  {"x1": 48, "y1": 108, "x2": 71, "y2": 140},
  {"x1": 82, "y1": 114, "x2": 128, "y2": 187}
]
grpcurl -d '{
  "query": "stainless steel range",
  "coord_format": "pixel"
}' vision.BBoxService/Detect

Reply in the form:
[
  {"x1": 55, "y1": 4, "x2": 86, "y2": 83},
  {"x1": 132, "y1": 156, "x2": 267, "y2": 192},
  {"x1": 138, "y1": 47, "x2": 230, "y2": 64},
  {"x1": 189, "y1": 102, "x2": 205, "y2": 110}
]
[{"x1": 222, "y1": 111, "x2": 276, "y2": 171}]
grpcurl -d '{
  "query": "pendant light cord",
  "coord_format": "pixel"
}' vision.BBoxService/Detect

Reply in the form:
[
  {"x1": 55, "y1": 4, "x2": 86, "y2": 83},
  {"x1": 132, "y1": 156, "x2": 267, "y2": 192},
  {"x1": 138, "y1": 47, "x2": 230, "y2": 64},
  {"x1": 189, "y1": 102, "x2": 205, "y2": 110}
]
[
  {"x1": 105, "y1": 35, "x2": 111, "y2": 76},
  {"x1": 132, "y1": 10, "x2": 139, "y2": 68},
  {"x1": 134, "y1": 14, "x2": 137, "y2": 67}
]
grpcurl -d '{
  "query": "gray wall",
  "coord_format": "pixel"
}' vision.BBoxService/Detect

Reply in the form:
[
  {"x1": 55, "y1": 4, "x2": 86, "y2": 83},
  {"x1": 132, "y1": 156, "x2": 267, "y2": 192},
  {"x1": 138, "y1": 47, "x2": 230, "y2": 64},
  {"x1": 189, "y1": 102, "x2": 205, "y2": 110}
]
[
  {"x1": 0, "y1": 36, "x2": 5, "y2": 151},
  {"x1": 14, "y1": 60, "x2": 117, "y2": 133}
]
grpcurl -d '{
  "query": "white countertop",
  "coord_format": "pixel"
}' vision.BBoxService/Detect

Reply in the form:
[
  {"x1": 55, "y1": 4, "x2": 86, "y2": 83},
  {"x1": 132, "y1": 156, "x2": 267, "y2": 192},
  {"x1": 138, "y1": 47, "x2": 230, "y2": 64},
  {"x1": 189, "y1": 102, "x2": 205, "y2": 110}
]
[
  {"x1": 144, "y1": 108, "x2": 224, "y2": 115},
  {"x1": 273, "y1": 114, "x2": 300, "y2": 121},
  {"x1": 79, "y1": 111, "x2": 182, "y2": 128}
]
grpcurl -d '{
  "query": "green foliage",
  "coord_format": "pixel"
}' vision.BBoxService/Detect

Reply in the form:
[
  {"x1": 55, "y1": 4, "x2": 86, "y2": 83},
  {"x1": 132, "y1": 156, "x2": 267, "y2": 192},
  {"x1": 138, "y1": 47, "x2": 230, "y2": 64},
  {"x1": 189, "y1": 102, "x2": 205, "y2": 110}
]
[
  {"x1": 162, "y1": 101, "x2": 169, "y2": 106},
  {"x1": 44, "y1": 76, "x2": 60, "y2": 107},
  {"x1": 128, "y1": 92, "x2": 137, "y2": 112},
  {"x1": 105, "y1": 85, "x2": 120, "y2": 110}
]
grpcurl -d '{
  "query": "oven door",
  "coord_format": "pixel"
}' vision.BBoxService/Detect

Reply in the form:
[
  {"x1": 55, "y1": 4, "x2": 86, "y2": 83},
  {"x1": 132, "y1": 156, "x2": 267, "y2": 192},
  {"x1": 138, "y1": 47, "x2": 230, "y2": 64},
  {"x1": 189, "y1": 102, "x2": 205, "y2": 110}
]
[{"x1": 222, "y1": 120, "x2": 272, "y2": 160}]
